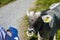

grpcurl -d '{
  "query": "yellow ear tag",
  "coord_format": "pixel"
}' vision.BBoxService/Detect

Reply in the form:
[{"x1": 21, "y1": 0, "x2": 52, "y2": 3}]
[
  {"x1": 45, "y1": 17, "x2": 50, "y2": 23},
  {"x1": 42, "y1": 15, "x2": 52, "y2": 23}
]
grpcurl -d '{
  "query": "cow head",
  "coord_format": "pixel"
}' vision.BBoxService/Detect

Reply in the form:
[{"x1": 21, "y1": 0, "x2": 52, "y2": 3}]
[
  {"x1": 26, "y1": 11, "x2": 41, "y2": 36},
  {"x1": 26, "y1": 11, "x2": 41, "y2": 26}
]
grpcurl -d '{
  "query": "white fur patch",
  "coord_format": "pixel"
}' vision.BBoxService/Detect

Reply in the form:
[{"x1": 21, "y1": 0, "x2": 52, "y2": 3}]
[
  {"x1": 49, "y1": 3, "x2": 60, "y2": 9},
  {"x1": 26, "y1": 31, "x2": 33, "y2": 36},
  {"x1": 26, "y1": 11, "x2": 41, "y2": 17},
  {"x1": 28, "y1": 28, "x2": 34, "y2": 31},
  {"x1": 35, "y1": 12, "x2": 41, "y2": 17},
  {"x1": 30, "y1": 11, "x2": 34, "y2": 16}
]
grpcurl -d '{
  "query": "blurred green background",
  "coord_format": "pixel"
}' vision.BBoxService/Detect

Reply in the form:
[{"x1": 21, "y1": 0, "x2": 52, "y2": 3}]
[{"x1": 0, "y1": 0, "x2": 15, "y2": 7}]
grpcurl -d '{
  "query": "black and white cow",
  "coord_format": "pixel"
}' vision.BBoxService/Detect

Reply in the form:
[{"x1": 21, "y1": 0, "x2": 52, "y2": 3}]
[{"x1": 26, "y1": 3, "x2": 60, "y2": 40}]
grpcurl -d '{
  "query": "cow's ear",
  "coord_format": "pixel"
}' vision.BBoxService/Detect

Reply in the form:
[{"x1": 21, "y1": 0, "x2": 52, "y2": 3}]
[
  {"x1": 26, "y1": 11, "x2": 34, "y2": 16},
  {"x1": 26, "y1": 11, "x2": 30, "y2": 16},
  {"x1": 35, "y1": 12, "x2": 41, "y2": 17}
]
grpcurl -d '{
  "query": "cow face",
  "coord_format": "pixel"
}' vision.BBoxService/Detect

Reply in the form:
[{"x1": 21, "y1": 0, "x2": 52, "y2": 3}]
[
  {"x1": 26, "y1": 11, "x2": 41, "y2": 36},
  {"x1": 26, "y1": 11, "x2": 41, "y2": 26}
]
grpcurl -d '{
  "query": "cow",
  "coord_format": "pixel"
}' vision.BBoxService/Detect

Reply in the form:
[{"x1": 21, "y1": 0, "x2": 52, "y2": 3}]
[{"x1": 26, "y1": 3, "x2": 60, "y2": 40}]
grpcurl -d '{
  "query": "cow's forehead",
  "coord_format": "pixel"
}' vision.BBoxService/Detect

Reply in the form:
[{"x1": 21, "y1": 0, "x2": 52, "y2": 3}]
[{"x1": 26, "y1": 11, "x2": 41, "y2": 18}]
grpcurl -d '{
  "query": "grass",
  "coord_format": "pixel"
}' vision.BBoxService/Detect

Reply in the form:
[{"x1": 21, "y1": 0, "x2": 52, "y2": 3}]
[
  {"x1": 19, "y1": 15, "x2": 30, "y2": 40},
  {"x1": 57, "y1": 30, "x2": 60, "y2": 40},
  {"x1": 0, "y1": 0, "x2": 15, "y2": 7},
  {"x1": 30, "y1": 0, "x2": 60, "y2": 11}
]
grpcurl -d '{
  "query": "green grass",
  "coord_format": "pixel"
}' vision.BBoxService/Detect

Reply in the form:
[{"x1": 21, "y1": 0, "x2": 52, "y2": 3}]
[
  {"x1": 57, "y1": 30, "x2": 60, "y2": 40},
  {"x1": 30, "y1": 0, "x2": 60, "y2": 11},
  {"x1": 0, "y1": 0, "x2": 15, "y2": 7}
]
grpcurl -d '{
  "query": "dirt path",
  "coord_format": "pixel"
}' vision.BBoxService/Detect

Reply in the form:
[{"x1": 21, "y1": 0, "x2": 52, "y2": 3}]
[{"x1": 0, "y1": 0, "x2": 35, "y2": 40}]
